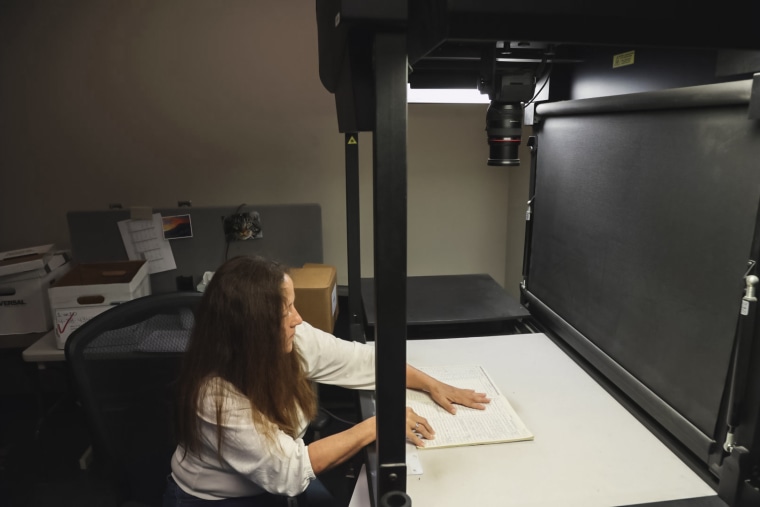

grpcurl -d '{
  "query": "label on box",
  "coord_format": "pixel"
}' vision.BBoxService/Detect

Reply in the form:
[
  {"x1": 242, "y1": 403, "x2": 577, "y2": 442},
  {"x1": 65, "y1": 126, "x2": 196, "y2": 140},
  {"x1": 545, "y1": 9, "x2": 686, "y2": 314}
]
[{"x1": 54, "y1": 306, "x2": 108, "y2": 347}]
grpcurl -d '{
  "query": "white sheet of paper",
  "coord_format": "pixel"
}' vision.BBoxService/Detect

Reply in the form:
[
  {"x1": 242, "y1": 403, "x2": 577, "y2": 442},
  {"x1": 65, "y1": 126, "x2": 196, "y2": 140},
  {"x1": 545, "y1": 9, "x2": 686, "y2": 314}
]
[
  {"x1": 407, "y1": 364, "x2": 533, "y2": 449},
  {"x1": 118, "y1": 213, "x2": 177, "y2": 274}
]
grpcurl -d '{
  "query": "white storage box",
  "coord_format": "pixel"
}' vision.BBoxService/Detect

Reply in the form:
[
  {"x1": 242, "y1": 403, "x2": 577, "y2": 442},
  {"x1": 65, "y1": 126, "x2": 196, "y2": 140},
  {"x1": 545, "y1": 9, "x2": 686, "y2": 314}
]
[
  {"x1": 48, "y1": 260, "x2": 151, "y2": 349},
  {"x1": 0, "y1": 245, "x2": 71, "y2": 335}
]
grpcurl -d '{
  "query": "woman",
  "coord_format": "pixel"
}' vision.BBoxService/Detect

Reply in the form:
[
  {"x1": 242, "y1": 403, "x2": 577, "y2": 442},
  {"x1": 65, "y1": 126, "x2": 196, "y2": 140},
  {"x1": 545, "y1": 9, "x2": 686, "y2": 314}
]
[{"x1": 164, "y1": 255, "x2": 490, "y2": 506}]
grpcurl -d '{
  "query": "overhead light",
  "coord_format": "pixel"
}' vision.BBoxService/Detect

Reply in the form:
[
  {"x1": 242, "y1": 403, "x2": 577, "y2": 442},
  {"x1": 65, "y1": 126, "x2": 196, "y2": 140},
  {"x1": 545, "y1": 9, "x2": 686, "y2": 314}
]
[{"x1": 407, "y1": 84, "x2": 490, "y2": 104}]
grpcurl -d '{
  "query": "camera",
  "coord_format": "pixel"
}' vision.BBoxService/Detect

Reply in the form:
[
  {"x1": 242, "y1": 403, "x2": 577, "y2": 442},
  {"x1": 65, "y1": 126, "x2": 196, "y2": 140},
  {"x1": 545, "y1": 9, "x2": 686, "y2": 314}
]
[{"x1": 485, "y1": 101, "x2": 523, "y2": 166}]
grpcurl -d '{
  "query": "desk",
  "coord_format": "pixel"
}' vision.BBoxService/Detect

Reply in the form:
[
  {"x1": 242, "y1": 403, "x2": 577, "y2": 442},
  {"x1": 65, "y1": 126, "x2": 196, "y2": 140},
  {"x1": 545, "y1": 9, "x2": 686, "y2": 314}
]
[
  {"x1": 22, "y1": 330, "x2": 94, "y2": 468},
  {"x1": 22, "y1": 330, "x2": 65, "y2": 364},
  {"x1": 0, "y1": 331, "x2": 47, "y2": 350},
  {"x1": 361, "y1": 274, "x2": 532, "y2": 338},
  {"x1": 350, "y1": 333, "x2": 721, "y2": 507}
]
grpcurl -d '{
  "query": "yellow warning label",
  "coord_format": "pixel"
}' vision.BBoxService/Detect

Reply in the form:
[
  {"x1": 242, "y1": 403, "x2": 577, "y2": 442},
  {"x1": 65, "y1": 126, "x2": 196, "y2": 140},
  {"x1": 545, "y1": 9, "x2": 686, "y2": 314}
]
[
  {"x1": 612, "y1": 50, "x2": 635, "y2": 69},
  {"x1": 347, "y1": 136, "x2": 357, "y2": 145}
]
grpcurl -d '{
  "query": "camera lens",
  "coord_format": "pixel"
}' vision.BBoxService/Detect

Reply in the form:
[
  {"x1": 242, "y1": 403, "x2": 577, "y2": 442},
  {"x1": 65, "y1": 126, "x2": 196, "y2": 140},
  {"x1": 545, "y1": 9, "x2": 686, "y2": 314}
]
[{"x1": 485, "y1": 102, "x2": 522, "y2": 166}]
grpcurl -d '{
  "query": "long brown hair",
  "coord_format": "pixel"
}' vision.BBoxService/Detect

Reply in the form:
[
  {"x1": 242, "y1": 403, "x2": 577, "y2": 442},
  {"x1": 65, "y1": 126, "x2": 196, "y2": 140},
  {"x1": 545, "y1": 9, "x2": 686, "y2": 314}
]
[{"x1": 175, "y1": 255, "x2": 317, "y2": 461}]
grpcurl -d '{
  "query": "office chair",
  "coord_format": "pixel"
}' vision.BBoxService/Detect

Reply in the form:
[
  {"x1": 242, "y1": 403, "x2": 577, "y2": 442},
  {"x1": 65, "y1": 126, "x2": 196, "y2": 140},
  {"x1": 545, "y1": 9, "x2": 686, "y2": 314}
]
[
  {"x1": 65, "y1": 291, "x2": 202, "y2": 507},
  {"x1": 65, "y1": 290, "x2": 334, "y2": 507}
]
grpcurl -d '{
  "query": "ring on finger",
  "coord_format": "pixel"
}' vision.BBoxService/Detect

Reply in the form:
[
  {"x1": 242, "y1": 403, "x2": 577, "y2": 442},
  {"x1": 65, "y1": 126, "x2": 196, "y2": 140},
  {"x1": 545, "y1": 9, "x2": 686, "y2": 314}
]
[{"x1": 414, "y1": 422, "x2": 420, "y2": 430}]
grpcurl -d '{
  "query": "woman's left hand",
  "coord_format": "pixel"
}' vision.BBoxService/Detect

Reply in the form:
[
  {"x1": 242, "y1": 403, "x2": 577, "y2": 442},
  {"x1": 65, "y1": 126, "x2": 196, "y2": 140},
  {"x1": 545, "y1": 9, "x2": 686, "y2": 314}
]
[
  {"x1": 406, "y1": 407, "x2": 433, "y2": 447},
  {"x1": 428, "y1": 382, "x2": 490, "y2": 414}
]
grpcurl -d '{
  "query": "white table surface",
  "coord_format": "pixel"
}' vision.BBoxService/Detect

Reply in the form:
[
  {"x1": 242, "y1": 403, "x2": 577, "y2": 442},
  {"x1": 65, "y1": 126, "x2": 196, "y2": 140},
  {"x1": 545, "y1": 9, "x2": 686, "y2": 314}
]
[
  {"x1": 21, "y1": 330, "x2": 65, "y2": 363},
  {"x1": 350, "y1": 333, "x2": 717, "y2": 507}
]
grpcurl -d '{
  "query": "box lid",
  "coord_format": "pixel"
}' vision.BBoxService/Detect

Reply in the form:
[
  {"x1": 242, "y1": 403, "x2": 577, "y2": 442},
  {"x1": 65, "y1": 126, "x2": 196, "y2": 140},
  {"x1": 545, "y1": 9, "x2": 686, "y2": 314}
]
[
  {"x1": 50, "y1": 260, "x2": 148, "y2": 292},
  {"x1": 0, "y1": 244, "x2": 58, "y2": 278},
  {"x1": 290, "y1": 264, "x2": 336, "y2": 289}
]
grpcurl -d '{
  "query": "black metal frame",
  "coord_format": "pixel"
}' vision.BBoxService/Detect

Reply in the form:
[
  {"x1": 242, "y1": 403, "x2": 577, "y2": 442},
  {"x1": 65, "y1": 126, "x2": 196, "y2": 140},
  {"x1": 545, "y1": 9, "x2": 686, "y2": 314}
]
[
  {"x1": 371, "y1": 31, "x2": 410, "y2": 503},
  {"x1": 317, "y1": 1, "x2": 760, "y2": 505}
]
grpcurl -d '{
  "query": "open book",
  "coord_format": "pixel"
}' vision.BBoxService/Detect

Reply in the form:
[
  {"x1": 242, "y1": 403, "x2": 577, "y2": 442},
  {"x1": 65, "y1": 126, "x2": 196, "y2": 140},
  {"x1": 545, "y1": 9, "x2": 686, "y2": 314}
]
[{"x1": 408, "y1": 364, "x2": 534, "y2": 449}]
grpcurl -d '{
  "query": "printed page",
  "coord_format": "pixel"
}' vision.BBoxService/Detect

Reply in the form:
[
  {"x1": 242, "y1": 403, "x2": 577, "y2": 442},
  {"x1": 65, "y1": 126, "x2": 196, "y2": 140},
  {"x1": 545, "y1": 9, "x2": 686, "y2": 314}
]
[
  {"x1": 117, "y1": 213, "x2": 177, "y2": 274},
  {"x1": 408, "y1": 364, "x2": 533, "y2": 449}
]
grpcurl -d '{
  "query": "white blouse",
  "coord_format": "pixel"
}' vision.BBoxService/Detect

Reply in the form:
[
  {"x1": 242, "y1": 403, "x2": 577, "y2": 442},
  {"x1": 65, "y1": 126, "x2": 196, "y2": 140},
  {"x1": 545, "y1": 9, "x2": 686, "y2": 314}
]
[{"x1": 170, "y1": 321, "x2": 376, "y2": 499}]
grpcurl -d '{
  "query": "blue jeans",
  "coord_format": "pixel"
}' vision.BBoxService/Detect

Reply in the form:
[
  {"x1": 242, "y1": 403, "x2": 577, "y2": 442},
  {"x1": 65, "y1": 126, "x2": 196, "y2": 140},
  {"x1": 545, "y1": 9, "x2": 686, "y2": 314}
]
[{"x1": 162, "y1": 474, "x2": 336, "y2": 507}]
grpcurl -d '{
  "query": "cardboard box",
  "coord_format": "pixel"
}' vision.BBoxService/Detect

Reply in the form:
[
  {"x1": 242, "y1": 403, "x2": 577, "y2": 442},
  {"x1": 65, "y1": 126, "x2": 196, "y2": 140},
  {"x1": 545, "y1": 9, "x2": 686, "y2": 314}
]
[
  {"x1": 0, "y1": 244, "x2": 55, "y2": 276},
  {"x1": 290, "y1": 263, "x2": 338, "y2": 333},
  {"x1": 0, "y1": 246, "x2": 71, "y2": 335},
  {"x1": 48, "y1": 260, "x2": 151, "y2": 349}
]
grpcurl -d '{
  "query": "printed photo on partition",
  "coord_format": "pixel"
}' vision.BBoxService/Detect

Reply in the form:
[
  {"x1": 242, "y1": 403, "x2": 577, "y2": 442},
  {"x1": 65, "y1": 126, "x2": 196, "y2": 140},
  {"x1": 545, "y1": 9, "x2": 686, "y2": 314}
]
[{"x1": 162, "y1": 214, "x2": 193, "y2": 240}]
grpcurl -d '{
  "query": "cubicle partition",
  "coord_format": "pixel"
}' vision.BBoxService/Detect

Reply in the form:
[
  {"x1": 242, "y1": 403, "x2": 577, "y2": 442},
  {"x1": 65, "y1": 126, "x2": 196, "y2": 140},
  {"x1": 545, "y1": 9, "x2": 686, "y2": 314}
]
[
  {"x1": 523, "y1": 80, "x2": 760, "y2": 504},
  {"x1": 67, "y1": 204, "x2": 324, "y2": 293}
]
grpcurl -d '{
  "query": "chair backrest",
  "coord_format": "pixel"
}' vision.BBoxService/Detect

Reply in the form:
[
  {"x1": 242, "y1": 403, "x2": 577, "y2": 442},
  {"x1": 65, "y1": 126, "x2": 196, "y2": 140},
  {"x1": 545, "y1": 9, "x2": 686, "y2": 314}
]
[{"x1": 65, "y1": 291, "x2": 203, "y2": 507}]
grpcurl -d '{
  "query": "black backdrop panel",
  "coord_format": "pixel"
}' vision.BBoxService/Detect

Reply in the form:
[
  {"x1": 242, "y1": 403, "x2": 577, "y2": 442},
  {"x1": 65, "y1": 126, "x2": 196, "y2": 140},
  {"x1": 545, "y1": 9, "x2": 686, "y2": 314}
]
[{"x1": 529, "y1": 100, "x2": 760, "y2": 441}]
